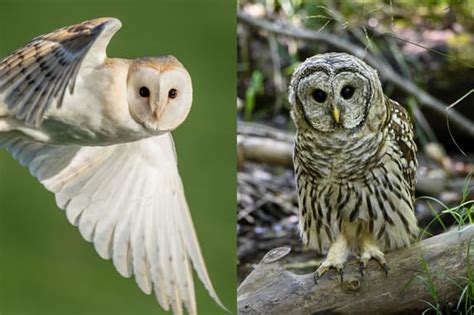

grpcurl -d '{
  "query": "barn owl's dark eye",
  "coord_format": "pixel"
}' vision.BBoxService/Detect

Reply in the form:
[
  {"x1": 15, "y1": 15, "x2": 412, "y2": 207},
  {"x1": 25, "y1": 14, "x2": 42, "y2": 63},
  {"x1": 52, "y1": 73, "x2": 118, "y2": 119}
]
[
  {"x1": 168, "y1": 88, "x2": 177, "y2": 99},
  {"x1": 139, "y1": 87, "x2": 150, "y2": 97}
]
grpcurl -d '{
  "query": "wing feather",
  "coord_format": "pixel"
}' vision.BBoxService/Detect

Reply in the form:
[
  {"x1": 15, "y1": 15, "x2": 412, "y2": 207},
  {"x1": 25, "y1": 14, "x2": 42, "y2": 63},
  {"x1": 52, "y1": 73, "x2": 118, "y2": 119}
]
[
  {"x1": 0, "y1": 18, "x2": 121, "y2": 126},
  {"x1": 93, "y1": 155, "x2": 139, "y2": 259},
  {"x1": 112, "y1": 169, "x2": 140, "y2": 278},
  {"x1": 387, "y1": 99, "x2": 418, "y2": 201},
  {"x1": 1, "y1": 134, "x2": 224, "y2": 314}
]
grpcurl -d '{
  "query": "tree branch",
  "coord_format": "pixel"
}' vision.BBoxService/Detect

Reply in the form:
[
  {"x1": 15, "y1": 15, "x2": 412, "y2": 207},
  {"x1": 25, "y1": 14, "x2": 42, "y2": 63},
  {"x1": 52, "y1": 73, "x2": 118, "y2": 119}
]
[
  {"x1": 238, "y1": 12, "x2": 474, "y2": 137},
  {"x1": 238, "y1": 225, "x2": 474, "y2": 314}
]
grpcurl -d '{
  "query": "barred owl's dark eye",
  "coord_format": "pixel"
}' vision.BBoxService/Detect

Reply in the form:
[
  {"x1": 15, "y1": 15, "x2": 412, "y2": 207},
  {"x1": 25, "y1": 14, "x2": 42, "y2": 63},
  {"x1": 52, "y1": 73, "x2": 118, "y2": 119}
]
[
  {"x1": 341, "y1": 85, "x2": 355, "y2": 99},
  {"x1": 168, "y1": 88, "x2": 177, "y2": 99},
  {"x1": 312, "y1": 89, "x2": 327, "y2": 103},
  {"x1": 139, "y1": 87, "x2": 150, "y2": 97}
]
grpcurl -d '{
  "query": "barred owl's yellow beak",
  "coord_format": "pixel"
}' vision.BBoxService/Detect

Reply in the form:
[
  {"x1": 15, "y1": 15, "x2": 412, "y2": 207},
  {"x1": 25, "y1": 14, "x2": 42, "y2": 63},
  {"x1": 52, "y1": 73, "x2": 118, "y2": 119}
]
[{"x1": 332, "y1": 105, "x2": 340, "y2": 124}]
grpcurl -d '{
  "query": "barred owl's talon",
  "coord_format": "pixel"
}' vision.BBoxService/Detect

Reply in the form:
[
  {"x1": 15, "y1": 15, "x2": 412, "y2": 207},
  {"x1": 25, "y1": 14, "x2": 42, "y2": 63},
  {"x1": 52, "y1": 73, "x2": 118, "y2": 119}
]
[
  {"x1": 313, "y1": 234, "x2": 349, "y2": 283},
  {"x1": 337, "y1": 267, "x2": 344, "y2": 283},
  {"x1": 374, "y1": 254, "x2": 388, "y2": 275},
  {"x1": 359, "y1": 236, "x2": 390, "y2": 277},
  {"x1": 359, "y1": 261, "x2": 366, "y2": 277},
  {"x1": 313, "y1": 262, "x2": 345, "y2": 284},
  {"x1": 315, "y1": 263, "x2": 330, "y2": 279}
]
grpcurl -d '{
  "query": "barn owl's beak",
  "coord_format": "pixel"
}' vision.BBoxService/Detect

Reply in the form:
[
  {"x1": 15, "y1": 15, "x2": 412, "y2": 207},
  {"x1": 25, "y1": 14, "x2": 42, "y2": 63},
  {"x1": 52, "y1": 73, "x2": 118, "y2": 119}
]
[
  {"x1": 332, "y1": 105, "x2": 340, "y2": 124},
  {"x1": 153, "y1": 103, "x2": 166, "y2": 121},
  {"x1": 151, "y1": 88, "x2": 166, "y2": 121}
]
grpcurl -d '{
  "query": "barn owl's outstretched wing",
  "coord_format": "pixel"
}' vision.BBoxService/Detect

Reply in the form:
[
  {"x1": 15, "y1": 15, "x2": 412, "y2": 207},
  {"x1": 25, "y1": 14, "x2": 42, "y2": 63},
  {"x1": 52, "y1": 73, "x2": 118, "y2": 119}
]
[
  {"x1": 0, "y1": 134, "x2": 225, "y2": 315},
  {"x1": 0, "y1": 18, "x2": 121, "y2": 126}
]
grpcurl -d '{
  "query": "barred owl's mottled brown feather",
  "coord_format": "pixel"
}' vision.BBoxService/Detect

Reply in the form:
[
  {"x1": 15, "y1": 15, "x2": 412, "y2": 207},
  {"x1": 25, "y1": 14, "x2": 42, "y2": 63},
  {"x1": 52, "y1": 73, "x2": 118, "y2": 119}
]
[{"x1": 289, "y1": 53, "x2": 418, "y2": 277}]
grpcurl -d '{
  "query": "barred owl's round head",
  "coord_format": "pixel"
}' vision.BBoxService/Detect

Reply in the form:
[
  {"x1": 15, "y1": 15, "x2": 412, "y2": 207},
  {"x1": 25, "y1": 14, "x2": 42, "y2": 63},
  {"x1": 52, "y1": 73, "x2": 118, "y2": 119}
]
[{"x1": 289, "y1": 53, "x2": 385, "y2": 133}]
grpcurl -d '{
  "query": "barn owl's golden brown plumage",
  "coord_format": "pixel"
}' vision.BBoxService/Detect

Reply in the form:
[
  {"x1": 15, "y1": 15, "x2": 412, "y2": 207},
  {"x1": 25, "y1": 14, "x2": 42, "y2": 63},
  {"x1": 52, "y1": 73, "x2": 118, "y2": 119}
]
[
  {"x1": 289, "y1": 53, "x2": 418, "y2": 280},
  {"x1": 0, "y1": 17, "x2": 224, "y2": 314}
]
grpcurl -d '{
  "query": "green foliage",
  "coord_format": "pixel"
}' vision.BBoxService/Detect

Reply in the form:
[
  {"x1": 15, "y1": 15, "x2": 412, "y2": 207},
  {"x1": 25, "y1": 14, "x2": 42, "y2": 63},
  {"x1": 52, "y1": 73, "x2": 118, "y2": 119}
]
[
  {"x1": 418, "y1": 173, "x2": 473, "y2": 239},
  {"x1": 269, "y1": 0, "x2": 474, "y2": 30},
  {"x1": 245, "y1": 70, "x2": 265, "y2": 120},
  {"x1": 239, "y1": 0, "x2": 473, "y2": 120},
  {"x1": 418, "y1": 251, "x2": 442, "y2": 314},
  {"x1": 416, "y1": 239, "x2": 473, "y2": 314},
  {"x1": 457, "y1": 242, "x2": 474, "y2": 314},
  {"x1": 415, "y1": 173, "x2": 473, "y2": 313}
]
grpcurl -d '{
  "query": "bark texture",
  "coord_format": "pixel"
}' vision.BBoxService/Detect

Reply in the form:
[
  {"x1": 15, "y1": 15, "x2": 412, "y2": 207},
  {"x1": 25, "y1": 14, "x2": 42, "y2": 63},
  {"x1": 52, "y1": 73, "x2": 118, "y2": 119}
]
[{"x1": 238, "y1": 225, "x2": 474, "y2": 314}]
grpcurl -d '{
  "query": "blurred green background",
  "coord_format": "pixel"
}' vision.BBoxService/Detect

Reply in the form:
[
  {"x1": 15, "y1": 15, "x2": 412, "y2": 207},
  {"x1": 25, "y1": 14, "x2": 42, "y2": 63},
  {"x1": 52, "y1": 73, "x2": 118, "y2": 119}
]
[{"x1": 0, "y1": 0, "x2": 236, "y2": 314}]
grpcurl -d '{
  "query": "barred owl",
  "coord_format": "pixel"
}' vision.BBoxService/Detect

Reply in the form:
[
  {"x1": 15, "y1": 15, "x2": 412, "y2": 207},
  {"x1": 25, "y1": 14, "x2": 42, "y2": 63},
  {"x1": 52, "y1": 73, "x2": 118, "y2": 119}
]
[{"x1": 289, "y1": 53, "x2": 418, "y2": 280}]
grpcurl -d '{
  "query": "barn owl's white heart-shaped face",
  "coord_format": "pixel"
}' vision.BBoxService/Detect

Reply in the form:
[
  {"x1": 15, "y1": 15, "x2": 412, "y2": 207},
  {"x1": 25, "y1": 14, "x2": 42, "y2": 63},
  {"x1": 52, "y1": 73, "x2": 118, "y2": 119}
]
[{"x1": 127, "y1": 57, "x2": 193, "y2": 132}]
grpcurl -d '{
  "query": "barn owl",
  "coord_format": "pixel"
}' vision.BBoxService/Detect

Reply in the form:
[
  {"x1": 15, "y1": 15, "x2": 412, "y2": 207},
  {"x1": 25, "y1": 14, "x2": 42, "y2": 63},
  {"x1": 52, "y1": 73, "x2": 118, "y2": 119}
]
[
  {"x1": 0, "y1": 17, "x2": 225, "y2": 314},
  {"x1": 289, "y1": 53, "x2": 418, "y2": 280}
]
